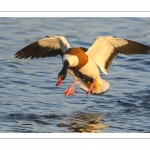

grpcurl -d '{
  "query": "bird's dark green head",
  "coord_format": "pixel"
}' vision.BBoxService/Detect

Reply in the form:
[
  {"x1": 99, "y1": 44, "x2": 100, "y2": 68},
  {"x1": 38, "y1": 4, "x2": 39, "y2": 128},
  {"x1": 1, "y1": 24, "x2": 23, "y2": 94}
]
[{"x1": 56, "y1": 60, "x2": 70, "y2": 86}]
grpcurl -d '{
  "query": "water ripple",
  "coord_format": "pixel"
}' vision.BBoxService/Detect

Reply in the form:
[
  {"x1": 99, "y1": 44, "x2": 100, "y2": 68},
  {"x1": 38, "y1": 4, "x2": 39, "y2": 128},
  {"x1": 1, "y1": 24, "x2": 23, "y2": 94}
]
[{"x1": 0, "y1": 17, "x2": 150, "y2": 132}]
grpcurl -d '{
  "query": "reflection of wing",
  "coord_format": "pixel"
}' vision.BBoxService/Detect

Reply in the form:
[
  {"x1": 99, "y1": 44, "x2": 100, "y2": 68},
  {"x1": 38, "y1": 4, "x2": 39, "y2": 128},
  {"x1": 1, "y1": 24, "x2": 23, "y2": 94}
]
[
  {"x1": 15, "y1": 36, "x2": 71, "y2": 59},
  {"x1": 69, "y1": 112, "x2": 109, "y2": 133},
  {"x1": 86, "y1": 36, "x2": 150, "y2": 74}
]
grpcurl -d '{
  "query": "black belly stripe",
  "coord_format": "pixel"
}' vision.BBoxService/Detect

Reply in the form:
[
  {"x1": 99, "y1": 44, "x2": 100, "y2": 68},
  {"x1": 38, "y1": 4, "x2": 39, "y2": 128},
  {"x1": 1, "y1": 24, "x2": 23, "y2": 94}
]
[{"x1": 71, "y1": 68, "x2": 93, "y2": 83}]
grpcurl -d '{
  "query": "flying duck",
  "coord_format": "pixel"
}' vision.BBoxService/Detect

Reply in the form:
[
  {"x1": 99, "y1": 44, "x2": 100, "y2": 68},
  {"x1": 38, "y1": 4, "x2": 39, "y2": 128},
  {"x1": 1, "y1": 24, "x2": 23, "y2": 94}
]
[{"x1": 15, "y1": 36, "x2": 150, "y2": 96}]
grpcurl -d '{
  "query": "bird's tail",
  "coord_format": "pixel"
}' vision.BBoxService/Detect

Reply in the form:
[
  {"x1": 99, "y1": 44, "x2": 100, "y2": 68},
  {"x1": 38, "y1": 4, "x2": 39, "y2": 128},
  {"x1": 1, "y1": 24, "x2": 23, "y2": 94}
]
[
  {"x1": 77, "y1": 78, "x2": 110, "y2": 95},
  {"x1": 97, "y1": 78, "x2": 110, "y2": 95}
]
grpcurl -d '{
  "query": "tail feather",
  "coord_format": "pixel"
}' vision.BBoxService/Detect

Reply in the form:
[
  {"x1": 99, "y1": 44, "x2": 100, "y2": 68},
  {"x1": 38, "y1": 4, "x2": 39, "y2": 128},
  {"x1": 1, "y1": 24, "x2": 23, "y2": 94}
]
[
  {"x1": 97, "y1": 78, "x2": 110, "y2": 94},
  {"x1": 77, "y1": 78, "x2": 110, "y2": 95}
]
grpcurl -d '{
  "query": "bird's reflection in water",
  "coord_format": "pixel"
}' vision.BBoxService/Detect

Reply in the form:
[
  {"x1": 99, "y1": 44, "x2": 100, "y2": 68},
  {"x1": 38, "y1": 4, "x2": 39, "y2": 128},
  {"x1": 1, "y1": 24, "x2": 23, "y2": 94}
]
[{"x1": 58, "y1": 112, "x2": 109, "y2": 133}]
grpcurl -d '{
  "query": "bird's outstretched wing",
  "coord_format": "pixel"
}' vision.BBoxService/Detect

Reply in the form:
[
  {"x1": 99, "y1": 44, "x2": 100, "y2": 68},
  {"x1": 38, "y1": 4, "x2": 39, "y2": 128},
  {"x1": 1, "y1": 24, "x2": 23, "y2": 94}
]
[
  {"x1": 86, "y1": 36, "x2": 150, "y2": 74},
  {"x1": 15, "y1": 36, "x2": 71, "y2": 59}
]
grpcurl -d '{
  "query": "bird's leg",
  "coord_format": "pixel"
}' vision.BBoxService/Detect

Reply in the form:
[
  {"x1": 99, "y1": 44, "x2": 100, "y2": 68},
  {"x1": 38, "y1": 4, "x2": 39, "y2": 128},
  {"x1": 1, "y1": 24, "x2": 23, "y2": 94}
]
[
  {"x1": 63, "y1": 78, "x2": 77, "y2": 97},
  {"x1": 87, "y1": 78, "x2": 96, "y2": 95}
]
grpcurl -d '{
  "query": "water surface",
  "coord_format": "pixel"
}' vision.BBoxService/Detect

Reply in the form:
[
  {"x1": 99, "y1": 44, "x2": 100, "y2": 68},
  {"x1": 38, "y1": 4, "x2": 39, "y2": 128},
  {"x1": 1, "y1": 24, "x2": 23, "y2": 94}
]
[{"x1": 0, "y1": 17, "x2": 150, "y2": 133}]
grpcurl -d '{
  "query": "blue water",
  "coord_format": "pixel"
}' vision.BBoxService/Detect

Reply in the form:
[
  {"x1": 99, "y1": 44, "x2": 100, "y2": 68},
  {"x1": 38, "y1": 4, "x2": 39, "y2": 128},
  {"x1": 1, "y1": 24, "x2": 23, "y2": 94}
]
[{"x1": 0, "y1": 17, "x2": 150, "y2": 132}]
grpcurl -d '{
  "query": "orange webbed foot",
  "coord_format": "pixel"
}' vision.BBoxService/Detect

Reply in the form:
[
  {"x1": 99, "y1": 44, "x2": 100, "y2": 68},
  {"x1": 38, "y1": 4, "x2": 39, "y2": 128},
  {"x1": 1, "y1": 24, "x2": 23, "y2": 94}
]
[
  {"x1": 63, "y1": 87, "x2": 75, "y2": 96},
  {"x1": 63, "y1": 78, "x2": 77, "y2": 97}
]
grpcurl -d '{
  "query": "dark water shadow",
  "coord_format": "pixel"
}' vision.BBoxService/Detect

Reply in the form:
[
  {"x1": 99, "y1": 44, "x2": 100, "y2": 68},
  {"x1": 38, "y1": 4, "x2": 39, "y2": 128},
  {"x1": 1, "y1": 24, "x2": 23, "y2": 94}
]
[
  {"x1": 0, "y1": 112, "x2": 109, "y2": 133},
  {"x1": 58, "y1": 112, "x2": 109, "y2": 133}
]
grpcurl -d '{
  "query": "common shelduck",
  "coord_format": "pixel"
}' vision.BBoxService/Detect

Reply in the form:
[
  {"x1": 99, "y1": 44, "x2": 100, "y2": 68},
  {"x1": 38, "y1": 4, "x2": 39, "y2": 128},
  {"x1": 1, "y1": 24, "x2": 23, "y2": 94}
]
[{"x1": 15, "y1": 36, "x2": 150, "y2": 96}]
